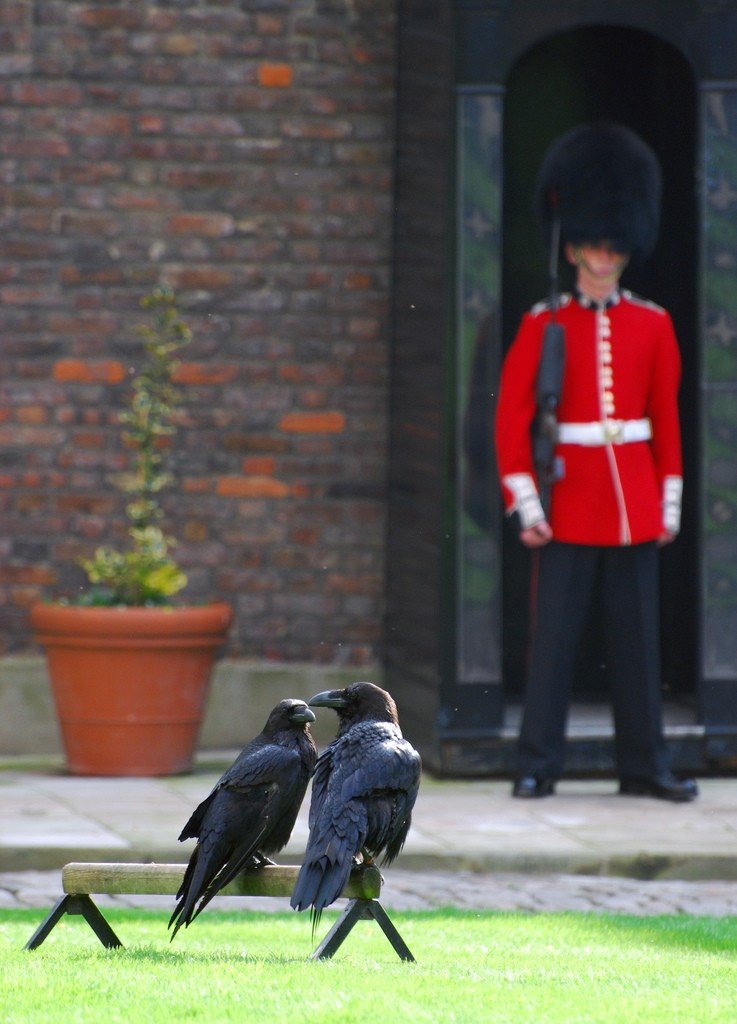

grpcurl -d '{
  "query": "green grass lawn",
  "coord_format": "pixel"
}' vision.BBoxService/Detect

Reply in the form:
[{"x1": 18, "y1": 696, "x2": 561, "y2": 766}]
[{"x1": 3, "y1": 907, "x2": 737, "y2": 1023}]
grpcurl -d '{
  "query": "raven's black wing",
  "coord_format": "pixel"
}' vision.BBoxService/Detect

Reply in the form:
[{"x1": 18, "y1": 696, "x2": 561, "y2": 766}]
[
  {"x1": 291, "y1": 722, "x2": 420, "y2": 922},
  {"x1": 170, "y1": 741, "x2": 305, "y2": 938},
  {"x1": 176, "y1": 734, "x2": 273, "y2": 843}
]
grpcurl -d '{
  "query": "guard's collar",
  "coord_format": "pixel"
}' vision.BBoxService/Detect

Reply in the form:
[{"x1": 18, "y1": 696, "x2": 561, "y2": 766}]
[{"x1": 574, "y1": 287, "x2": 621, "y2": 311}]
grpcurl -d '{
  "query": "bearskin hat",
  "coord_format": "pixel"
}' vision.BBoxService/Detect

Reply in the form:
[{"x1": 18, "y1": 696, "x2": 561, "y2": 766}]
[{"x1": 535, "y1": 122, "x2": 661, "y2": 262}]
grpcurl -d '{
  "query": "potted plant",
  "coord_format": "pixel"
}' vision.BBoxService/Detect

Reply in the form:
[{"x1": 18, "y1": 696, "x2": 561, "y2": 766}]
[{"x1": 31, "y1": 287, "x2": 232, "y2": 776}]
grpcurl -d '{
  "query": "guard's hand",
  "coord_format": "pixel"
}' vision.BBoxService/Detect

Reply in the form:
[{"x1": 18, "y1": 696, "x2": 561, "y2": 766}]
[
  {"x1": 657, "y1": 530, "x2": 676, "y2": 547},
  {"x1": 520, "y1": 520, "x2": 553, "y2": 548}
]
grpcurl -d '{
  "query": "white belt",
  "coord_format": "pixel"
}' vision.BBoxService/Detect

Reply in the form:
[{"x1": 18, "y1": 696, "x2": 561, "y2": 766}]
[{"x1": 556, "y1": 418, "x2": 652, "y2": 446}]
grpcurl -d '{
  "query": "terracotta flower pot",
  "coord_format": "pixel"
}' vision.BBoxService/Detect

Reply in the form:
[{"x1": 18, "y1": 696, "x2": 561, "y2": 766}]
[{"x1": 30, "y1": 601, "x2": 233, "y2": 777}]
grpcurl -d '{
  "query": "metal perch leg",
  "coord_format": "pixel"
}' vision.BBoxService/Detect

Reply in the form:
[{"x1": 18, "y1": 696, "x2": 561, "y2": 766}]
[
  {"x1": 310, "y1": 898, "x2": 415, "y2": 962},
  {"x1": 25, "y1": 894, "x2": 123, "y2": 951}
]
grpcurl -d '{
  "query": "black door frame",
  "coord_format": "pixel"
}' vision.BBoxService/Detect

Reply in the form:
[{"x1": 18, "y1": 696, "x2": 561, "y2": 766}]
[
  {"x1": 498, "y1": 26, "x2": 699, "y2": 706},
  {"x1": 387, "y1": 1, "x2": 737, "y2": 775}
]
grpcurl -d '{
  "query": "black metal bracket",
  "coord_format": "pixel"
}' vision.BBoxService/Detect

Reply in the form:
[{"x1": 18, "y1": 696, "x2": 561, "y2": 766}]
[
  {"x1": 311, "y1": 898, "x2": 415, "y2": 961},
  {"x1": 24, "y1": 894, "x2": 123, "y2": 951},
  {"x1": 25, "y1": 893, "x2": 414, "y2": 961}
]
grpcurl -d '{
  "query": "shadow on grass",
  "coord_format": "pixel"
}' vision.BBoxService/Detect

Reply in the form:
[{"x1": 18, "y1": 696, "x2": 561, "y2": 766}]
[
  {"x1": 11, "y1": 906, "x2": 737, "y2": 963},
  {"x1": 116, "y1": 946, "x2": 309, "y2": 966}
]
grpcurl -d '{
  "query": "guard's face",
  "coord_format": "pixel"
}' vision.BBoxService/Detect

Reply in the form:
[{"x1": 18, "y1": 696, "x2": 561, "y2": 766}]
[{"x1": 565, "y1": 242, "x2": 630, "y2": 282}]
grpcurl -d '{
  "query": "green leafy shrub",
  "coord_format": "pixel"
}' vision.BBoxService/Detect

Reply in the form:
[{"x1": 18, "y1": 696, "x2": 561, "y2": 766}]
[{"x1": 78, "y1": 287, "x2": 191, "y2": 606}]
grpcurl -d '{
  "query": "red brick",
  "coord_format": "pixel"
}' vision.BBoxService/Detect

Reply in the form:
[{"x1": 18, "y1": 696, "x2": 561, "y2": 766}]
[
  {"x1": 48, "y1": 313, "x2": 117, "y2": 336},
  {"x1": 59, "y1": 266, "x2": 124, "y2": 286},
  {"x1": 223, "y1": 435, "x2": 290, "y2": 455},
  {"x1": 280, "y1": 119, "x2": 353, "y2": 140},
  {"x1": 109, "y1": 190, "x2": 167, "y2": 211},
  {"x1": 1, "y1": 286, "x2": 58, "y2": 306},
  {"x1": 57, "y1": 211, "x2": 120, "y2": 237},
  {"x1": 163, "y1": 34, "x2": 200, "y2": 57},
  {"x1": 326, "y1": 574, "x2": 379, "y2": 594},
  {"x1": 258, "y1": 63, "x2": 293, "y2": 88},
  {"x1": 168, "y1": 213, "x2": 235, "y2": 237},
  {"x1": 216, "y1": 476, "x2": 290, "y2": 498},
  {"x1": 344, "y1": 271, "x2": 372, "y2": 289},
  {"x1": 4, "y1": 138, "x2": 70, "y2": 158},
  {"x1": 53, "y1": 360, "x2": 127, "y2": 384},
  {"x1": 170, "y1": 268, "x2": 235, "y2": 290},
  {"x1": 63, "y1": 112, "x2": 131, "y2": 137},
  {"x1": 162, "y1": 168, "x2": 233, "y2": 189},
  {"x1": 279, "y1": 411, "x2": 346, "y2": 433},
  {"x1": 290, "y1": 527, "x2": 319, "y2": 545},
  {"x1": 12, "y1": 82, "x2": 84, "y2": 106},
  {"x1": 16, "y1": 495, "x2": 46, "y2": 513},
  {"x1": 255, "y1": 15, "x2": 285, "y2": 35},
  {"x1": 348, "y1": 318, "x2": 382, "y2": 340},
  {"x1": 174, "y1": 363, "x2": 239, "y2": 386},
  {"x1": 16, "y1": 407, "x2": 47, "y2": 425},
  {"x1": 137, "y1": 113, "x2": 166, "y2": 134},
  {"x1": 278, "y1": 364, "x2": 344, "y2": 385},
  {"x1": 0, "y1": 425, "x2": 64, "y2": 446},
  {"x1": 56, "y1": 495, "x2": 116, "y2": 514},
  {"x1": 183, "y1": 521, "x2": 209, "y2": 542},
  {"x1": 242, "y1": 456, "x2": 276, "y2": 475},
  {"x1": 305, "y1": 94, "x2": 339, "y2": 116},
  {"x1": 77, "y1": 7, "x2": 143, "y2": 30},
  {"x1": 182, "y1": 478, "x2": 212, "y2": 494},
  {"x1": 300, "y1": 390, "x2": 329, "y2": 409},
  {"x1": 71, "y1": 430, "x2": 106, "y2": 448},
  {"x1": 0, "y1": 567, "x2": 55, "y2": 585}
]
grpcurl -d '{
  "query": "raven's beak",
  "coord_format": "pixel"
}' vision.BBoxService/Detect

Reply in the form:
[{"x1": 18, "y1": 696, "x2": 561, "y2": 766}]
[
  {"x1": 308, "y1": 688, "x2": 349, "y2": 709},
  {"x1": 289, "y1": 705, "x2": 317, "y2": 724}
]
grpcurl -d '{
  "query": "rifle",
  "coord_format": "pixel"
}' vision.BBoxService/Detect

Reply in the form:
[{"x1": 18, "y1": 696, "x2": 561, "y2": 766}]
[{"x1": 533, "y1": 211, "x2": 565, "y2": 516}]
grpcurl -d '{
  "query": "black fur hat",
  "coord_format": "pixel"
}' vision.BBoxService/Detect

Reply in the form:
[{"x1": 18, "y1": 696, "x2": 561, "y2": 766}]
[{"x1": 535, "y1": 122, "x2": 662, "y2": 262}]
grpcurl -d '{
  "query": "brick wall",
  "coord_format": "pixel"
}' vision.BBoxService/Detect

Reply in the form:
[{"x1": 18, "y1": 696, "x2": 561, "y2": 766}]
[{"x1": 0, "y1": 0, "x2": 396, "y2": 662}]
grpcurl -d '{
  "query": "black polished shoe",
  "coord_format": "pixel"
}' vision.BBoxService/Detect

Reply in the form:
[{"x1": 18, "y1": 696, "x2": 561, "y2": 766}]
[
  {"x1": 512, "y1": 776, "x2": 556, "y2": 799},
  {"x1": 619, "y1": 772, "x2": 698, "y2": 803}
]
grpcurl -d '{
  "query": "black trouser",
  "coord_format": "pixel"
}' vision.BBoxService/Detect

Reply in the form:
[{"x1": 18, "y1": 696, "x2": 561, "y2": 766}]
[{"x1": 517, "y1": 540, "x2": 669, "y2": 781}]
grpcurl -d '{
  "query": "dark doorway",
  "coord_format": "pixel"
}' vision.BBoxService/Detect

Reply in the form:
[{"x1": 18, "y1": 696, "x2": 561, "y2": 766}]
[{"x1": 501, "y1": 26, "x2": 699, "y2": 704}]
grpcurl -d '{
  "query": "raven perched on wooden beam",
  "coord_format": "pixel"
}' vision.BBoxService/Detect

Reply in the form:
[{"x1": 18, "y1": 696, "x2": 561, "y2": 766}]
[
  {"x1": 169, "y1": 699, "x2": 317, "y2": 939},
  {"x1": 290, "y1": 681, "x2": 421, "y2": 925}
]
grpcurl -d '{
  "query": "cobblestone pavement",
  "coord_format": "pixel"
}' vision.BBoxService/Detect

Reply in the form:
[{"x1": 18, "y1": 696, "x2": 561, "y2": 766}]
[{"x1": 6, "y1": 869, "x2": 737, "y2": 916}]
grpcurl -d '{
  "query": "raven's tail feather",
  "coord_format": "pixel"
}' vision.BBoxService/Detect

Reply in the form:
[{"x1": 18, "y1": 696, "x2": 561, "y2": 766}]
[
  {"x1": 168, "y1": 847, "x2": 203, "y2": 940},
  {"x1": 290, "y1": 853, "x2": 353, "y2": 928}
]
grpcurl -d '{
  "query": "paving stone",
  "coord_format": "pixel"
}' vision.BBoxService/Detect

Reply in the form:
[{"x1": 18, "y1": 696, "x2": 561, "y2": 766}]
[{"x1": 8, "y1": 869, "x2": 737, "y2": 917}]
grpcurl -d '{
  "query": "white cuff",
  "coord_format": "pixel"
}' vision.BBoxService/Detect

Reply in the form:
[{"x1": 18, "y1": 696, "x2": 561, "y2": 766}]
[
  {"x1": 503, "y1": 473, "x2": 545, "y2": 530},
  {"x1": 663, "y1": 475, "x2": 682, "y2": 535}
]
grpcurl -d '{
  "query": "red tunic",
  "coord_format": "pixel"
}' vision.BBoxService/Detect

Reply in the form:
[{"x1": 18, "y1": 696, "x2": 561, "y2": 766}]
[{"x1": 494, "y1": 290, "x2": 683, "y2": 546}]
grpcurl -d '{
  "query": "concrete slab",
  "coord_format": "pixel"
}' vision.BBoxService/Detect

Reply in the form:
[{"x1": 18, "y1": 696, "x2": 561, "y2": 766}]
[
  {"x1": 0, "y1": 786, "x2": 128, "y2": 852},
  {"x1": 1, "y1": 764, "x2": 736, "y2": 880}
]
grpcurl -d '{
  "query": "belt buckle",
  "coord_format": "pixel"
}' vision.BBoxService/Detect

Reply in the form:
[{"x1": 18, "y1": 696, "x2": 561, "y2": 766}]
[{"x1": 605, "y1": 420, "x2": 623, "y2": 443}]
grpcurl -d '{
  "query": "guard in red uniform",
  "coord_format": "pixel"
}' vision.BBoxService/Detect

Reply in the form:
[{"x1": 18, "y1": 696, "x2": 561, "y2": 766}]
[{"x1": 495, "y1": 123, "x2": 697, "y2": 801}]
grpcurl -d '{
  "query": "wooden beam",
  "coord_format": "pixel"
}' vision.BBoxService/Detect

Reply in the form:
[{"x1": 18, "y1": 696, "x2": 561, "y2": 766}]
[{"x1": 62, "y1": 861, "x2": 383, "y2": 901}]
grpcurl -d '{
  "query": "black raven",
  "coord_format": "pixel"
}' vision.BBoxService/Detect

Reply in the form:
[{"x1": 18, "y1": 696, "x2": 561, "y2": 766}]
[
  {"x1": 290, "y1": 681, "x2": 421, "y2": 924},
  {"x1": 169, "y1": 698, "x2": 317, "y2": 939}
]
